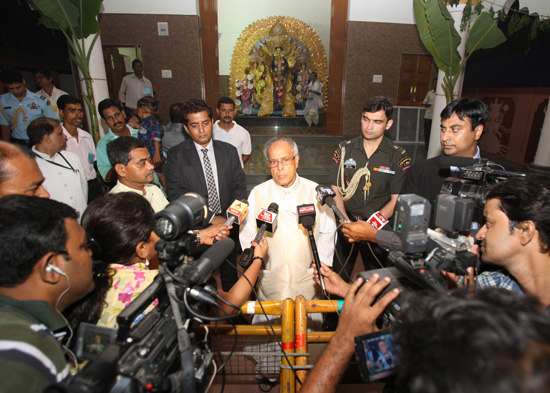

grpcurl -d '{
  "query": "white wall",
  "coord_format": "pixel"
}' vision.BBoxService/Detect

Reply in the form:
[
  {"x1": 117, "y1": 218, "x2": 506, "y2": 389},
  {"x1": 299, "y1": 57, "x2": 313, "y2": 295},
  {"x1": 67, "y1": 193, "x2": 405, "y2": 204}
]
[
  {"x1": 348, "y1": 0, "x2": 550, "y2": 24},
  {"x1": 100, "y1": 0, "x2": 198, "y2": 15},
  {"x1": 218, "y1": 0, "x2": 332, "y2": 75}
]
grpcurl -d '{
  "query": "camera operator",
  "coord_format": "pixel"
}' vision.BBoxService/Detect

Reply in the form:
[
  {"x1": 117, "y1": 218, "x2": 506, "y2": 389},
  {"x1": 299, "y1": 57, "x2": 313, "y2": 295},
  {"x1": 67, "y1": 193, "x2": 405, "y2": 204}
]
[
  {"x1": 0, "y1": 195, "x2": 95, "y2": 392},
  {"x1": 301, "y1": 287, "x2": 550, "y2": 393},
  {"x1": 340, "y1": 97, "x2": 515, "y2": 251},
  {"x1": 444, "y1": 176, "x2": 550, "y2": 310}
]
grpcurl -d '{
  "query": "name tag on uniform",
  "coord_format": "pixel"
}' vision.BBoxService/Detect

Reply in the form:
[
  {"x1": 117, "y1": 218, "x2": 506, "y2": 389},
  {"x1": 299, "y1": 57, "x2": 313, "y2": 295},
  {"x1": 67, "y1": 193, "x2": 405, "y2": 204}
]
[{"x1": 142, "y1": 87, "x2": 151, "y2": 95}]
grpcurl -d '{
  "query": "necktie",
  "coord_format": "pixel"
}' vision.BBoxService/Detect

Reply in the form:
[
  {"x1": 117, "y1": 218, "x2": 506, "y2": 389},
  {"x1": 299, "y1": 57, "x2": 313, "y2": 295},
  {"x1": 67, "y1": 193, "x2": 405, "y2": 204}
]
[{"x1": 201, "y1": 148, "x2": 221, "y2": 215}]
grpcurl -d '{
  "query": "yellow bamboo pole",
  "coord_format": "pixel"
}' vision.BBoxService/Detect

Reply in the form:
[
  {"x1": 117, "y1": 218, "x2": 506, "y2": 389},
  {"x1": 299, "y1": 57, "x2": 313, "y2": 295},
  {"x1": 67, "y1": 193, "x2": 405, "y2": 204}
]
[{"x1": 281, "y1": 298, "x2": 295, "y2": 393}]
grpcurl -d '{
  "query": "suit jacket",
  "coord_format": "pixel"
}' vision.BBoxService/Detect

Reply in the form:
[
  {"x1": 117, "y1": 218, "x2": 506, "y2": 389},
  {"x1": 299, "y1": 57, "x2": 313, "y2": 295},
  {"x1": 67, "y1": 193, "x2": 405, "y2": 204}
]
[{"x1": 165, "y1": 139, "x2": 247, "y2": 224}]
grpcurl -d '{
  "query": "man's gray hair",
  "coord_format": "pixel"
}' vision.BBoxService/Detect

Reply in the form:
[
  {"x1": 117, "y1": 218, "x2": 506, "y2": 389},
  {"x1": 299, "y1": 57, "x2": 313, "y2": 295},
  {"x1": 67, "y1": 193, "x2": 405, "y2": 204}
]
[{"x1": 263, "y1": 136, "x2": 299, "y2": 159}]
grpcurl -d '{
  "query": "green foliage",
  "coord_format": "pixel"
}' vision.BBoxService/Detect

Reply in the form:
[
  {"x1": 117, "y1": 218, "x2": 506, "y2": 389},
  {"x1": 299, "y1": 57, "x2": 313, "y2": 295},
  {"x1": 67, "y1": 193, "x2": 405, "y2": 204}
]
[
  {"x1": 465, "y1": 12, "x2": 507, "y2": 55},
  {"x1": 414, "y1": 0, "x2": 462, "y2": 76},
  {"x1": 27, "y1": 0, "x2": 104, "y2": 144},
  {"x1": 414, "y1": 0, "x2": 506, "y2": 104},
  {"x1": 30, "y1": 0, "x2": 102, "y2": 38}
]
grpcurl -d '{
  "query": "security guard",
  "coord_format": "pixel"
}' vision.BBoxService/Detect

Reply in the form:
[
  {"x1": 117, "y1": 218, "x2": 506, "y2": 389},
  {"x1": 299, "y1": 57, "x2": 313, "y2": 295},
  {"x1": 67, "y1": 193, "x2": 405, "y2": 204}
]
[
  {"x1": 0, "y1": 68, "x2": 56, "y2": 145},
  {"x1": 329, "y1": 96, "x2": 411, "y2": 278}
]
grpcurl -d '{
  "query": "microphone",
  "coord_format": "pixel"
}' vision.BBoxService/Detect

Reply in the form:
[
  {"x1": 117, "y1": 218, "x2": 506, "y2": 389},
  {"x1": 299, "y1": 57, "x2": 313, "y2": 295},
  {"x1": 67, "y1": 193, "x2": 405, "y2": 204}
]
[
  {"x1": 224, "y1": 199, "x2": 249, "y2": 226},
  {"x1": 184, "y1": 237, "x2": 235, "y2": 285},
  {"x1": 297, "y1": 204, "x2": 327, "y2": 297},
  {"x1": 253, "y1": 202, "x2": 279, "y2": 243},
  {"x1": 315, "y1": 185, "x2": 348, "y2": 223},
  {"x1": 239, "y1": 202, "x2": 279, "y2": 268}
]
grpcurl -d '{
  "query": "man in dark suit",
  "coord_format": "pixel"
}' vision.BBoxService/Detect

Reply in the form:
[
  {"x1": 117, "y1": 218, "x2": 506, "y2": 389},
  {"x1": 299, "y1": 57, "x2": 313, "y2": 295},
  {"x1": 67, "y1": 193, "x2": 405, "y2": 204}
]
[
  {"x1": 399, "y1": 97, "x2": 515, "y2": 203},
  {"x1": 165, "y1": 98, "x2": 247, "y2": 291}
]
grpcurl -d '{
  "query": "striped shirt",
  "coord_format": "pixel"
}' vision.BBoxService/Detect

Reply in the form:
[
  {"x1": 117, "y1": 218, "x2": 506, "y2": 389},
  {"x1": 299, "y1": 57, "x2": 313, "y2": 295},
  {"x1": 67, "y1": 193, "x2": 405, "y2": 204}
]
[{"x1": 0, "y1": 295, "x2": 70, "y2": 392}]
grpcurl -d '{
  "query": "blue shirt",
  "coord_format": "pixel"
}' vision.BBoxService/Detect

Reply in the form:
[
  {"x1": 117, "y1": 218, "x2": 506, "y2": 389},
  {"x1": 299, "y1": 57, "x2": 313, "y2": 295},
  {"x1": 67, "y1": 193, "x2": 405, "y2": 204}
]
[
  {"x1": 138, "y1": 115, "x2": 164, "y2": 158},
  {"x1": 0, "y1": 90, "x2": 57, "y2": 140},
  {"x1": 97, "y1": 125, "x2": 165, "y2": 193}
]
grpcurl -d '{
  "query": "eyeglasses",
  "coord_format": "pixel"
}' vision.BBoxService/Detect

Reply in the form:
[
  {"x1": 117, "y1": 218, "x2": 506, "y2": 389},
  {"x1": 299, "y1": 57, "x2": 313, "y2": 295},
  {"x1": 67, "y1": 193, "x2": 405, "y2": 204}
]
[{"x1": 267, "y1": 156, "x2": 296, "y2": 168}]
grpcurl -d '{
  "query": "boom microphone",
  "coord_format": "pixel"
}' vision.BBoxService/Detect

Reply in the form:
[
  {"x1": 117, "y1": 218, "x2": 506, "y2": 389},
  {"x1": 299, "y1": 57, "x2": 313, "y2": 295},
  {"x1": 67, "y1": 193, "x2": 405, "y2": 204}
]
[
  {"x1": 224, "y1": 199, "x2": 249, "y2": 226},
  {"x1": 184, "y1": 237, "x2": 235, "y2": 285},
  {"x1": 315, "y1": 185, "x2": 348, "y2": 222}
]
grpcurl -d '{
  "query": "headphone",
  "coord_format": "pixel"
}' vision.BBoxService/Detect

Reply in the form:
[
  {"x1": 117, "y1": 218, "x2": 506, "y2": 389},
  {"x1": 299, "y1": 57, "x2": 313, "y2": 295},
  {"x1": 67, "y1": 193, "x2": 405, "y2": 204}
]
[
  {"x1": 45, "y1": 264, "x2": 67, "y2": 276},
  {"x1": 45, "y1": 254, "x2": 70, "y2": 276}
]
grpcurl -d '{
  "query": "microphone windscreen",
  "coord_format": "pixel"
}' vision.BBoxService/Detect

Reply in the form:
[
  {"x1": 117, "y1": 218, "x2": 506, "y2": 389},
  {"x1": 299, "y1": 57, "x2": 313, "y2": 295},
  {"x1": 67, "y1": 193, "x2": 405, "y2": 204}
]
[{"x1": 267, "y1": 202, "x2": 279, "y2": 214}]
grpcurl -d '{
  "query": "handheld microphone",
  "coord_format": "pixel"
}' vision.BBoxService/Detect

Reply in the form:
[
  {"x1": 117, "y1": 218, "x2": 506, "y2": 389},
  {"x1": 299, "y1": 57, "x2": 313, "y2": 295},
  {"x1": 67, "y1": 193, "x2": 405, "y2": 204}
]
[
  {"x1": 184, "y1": 237, "x2": 235, "y2": 285},
  {"x1": 315, "y1": 185, "x2": 348, "y2": 223},
  {"x1": 224, "y1": 199, "x2": 249, "y2": 226},
  {"x1": 297, "y1": 204, "x2": 327, "y2": 297},
  {"x1": 253, "y1": 202, "x2": 279, "y2": 243},
  {"x1": 239, "y1": 202, "x2": 278, "y2": 268}
]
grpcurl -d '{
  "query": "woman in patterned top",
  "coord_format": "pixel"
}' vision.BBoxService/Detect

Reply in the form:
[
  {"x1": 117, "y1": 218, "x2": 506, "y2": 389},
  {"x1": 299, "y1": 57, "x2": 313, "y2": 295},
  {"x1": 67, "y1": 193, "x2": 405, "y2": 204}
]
[{"x1": 76, "y1": 192, "x2": 267, "y2": 328}]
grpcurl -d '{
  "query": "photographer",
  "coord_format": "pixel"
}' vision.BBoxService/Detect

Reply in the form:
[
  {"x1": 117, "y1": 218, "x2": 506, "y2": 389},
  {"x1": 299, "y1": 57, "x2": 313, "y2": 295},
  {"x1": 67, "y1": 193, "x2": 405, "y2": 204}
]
[
  {"x1": 300, "y1": 275, "x2": 400, "y2": 393},
  {"x1": 445, "y1": 176, "x2": 550, "y2": 309},
  {"x1": 301, "y1": 288, "x2": 550, "y2": 393}
]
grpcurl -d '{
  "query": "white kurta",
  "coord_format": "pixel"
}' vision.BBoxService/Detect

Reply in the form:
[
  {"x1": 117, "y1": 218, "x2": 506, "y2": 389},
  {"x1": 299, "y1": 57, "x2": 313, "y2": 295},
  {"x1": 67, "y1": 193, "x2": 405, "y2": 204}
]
[{"x1": 239, "y1": 175, "x2": 336, "y2": 302}]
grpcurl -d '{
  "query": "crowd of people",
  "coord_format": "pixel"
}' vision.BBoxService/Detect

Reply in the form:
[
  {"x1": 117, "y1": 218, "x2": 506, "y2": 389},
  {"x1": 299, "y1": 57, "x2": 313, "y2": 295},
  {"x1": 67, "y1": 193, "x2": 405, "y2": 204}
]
[{"x1": 1, "y1": 63, "x2": 550, "y2": 393}]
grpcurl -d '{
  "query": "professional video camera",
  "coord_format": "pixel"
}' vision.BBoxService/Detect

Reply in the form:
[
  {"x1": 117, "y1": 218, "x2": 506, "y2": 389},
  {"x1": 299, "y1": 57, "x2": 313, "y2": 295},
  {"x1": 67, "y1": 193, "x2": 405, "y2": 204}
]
[
  {"x1": 439, "y1": 156, "x2": 525, "y2": 206},
  {"x1": 48, "y1": 194, "x2": 236, "y2": 393},
  {"x1": 359, "y1": 159, "x2": 525, "y2": 325}
]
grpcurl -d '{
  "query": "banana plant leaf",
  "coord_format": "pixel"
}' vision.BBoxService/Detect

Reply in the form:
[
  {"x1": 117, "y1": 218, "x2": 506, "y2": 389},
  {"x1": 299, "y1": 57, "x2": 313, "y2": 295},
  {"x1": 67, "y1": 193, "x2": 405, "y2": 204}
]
[
  {"x1": 414, "y1": 0, "x2": 462, "y2": 76},
  {"x1": 465, "y1": 11, "x2": 507, "y2": 56},
  {"x1": 29, "y1": 0, "x2": 102, "y2": 38}
]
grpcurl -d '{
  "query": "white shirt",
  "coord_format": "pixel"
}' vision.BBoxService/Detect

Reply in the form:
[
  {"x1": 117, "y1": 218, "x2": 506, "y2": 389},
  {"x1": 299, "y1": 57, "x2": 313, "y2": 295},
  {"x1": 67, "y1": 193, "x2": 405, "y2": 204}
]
[
  {"x1": 423, "y1": 90, "x2": 436, "y2": 119},
  {"x1": 33, "y1": 148, "x2": 88, "y2": 218},
  {"x1": 239, "y1": 175, "x2": 336, "y2": 301},
  {"x1": 118, "y1": 73, "x2": 153, "y2": 109},
  {"x1": 213, "y1": 120, "x2": 252, "y2": 167},
  {"x1": 109, "y1": 181, "x2": 168, "y2": 213},
  {"x1": 36, "y1": 86, "x2": 68, "y2": 120},
  {"x1": 62, "y1": 126, "x2": 97, "y2": 181}
]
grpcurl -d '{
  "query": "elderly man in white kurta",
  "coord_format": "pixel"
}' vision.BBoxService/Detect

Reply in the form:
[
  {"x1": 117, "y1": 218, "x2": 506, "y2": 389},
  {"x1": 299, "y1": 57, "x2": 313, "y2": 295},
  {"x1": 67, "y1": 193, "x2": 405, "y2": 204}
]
[
  {"x1": 240, "y1": 136, "x2": 336, "y2": 301},
  {"x1": 240, "y1": 136, "x2": 336, "y2": 380}
]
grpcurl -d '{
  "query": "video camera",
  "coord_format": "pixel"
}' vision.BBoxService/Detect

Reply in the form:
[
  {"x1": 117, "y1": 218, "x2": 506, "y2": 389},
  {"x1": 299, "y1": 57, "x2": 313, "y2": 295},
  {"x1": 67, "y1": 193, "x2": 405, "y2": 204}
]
[
  {"x1": 359, "y1": 158, "x2": 525, "y2": 325},
  {"x1": 48, "y1": 194, "x2": 236, "y2": 393}
]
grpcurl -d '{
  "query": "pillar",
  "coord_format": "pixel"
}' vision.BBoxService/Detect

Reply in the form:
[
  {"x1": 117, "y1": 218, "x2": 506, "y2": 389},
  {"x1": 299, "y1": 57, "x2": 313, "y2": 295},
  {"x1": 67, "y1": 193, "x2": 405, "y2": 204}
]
[
  {"x1": 532, "y1": 98, "x2": 550, "y2": 169},
  {"x1": 74, "y1": 34, "x2": 110, "y2": 138}
]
